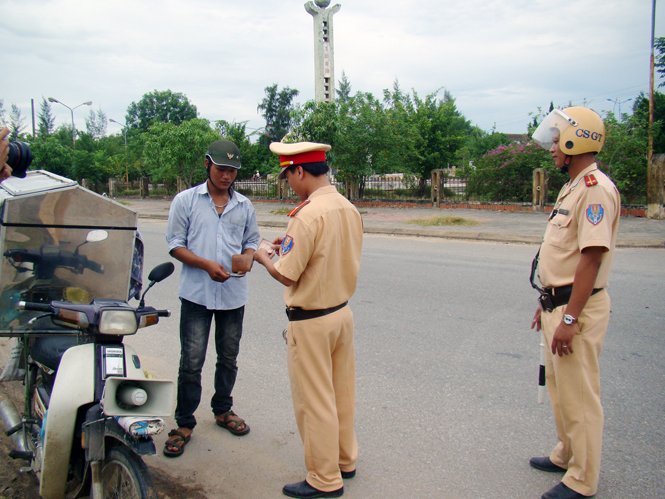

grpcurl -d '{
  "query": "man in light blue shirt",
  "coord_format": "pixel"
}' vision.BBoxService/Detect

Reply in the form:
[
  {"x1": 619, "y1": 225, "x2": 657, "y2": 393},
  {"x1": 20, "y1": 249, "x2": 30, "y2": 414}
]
[{"x1": 163, "y1": 139, "x2": 260, "y2": 458}]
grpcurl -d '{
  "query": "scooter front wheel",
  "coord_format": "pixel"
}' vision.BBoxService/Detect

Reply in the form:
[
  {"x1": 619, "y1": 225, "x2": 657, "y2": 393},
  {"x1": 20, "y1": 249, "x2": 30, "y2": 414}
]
[{"x1": 99, "y1": 446, "x2": 157, "y2": 499}]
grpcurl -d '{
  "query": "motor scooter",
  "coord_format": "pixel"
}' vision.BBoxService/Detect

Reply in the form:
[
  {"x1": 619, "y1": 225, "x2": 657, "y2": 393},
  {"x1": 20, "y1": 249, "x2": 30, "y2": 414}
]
[
  {"x1": 0, "y1": 171, "x2": 176, "y2": 499},
  {"x1": 0, "y1": 236, "x2": 176, "y2": 499}
]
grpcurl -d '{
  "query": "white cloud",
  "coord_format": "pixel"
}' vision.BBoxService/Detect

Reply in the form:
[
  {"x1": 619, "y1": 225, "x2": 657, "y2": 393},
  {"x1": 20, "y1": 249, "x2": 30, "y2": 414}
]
[{"x1": 2, "y1": 0, "x2": 661, "y2": 138}]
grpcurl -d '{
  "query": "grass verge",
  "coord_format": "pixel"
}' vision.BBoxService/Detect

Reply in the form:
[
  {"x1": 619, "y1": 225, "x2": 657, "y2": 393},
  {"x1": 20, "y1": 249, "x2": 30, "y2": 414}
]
[{"x1": 406, "y1": 216, "x2": 479, "y2": 227}]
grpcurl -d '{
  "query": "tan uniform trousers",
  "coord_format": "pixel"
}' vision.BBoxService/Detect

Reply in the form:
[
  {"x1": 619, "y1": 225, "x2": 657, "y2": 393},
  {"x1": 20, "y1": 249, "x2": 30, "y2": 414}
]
[
  {"x1": 287, "y1": 305, "x2": 358, "y2": 492},
  {"x1": 541, "y1": 290, "x2": 609, "y2": 497}
]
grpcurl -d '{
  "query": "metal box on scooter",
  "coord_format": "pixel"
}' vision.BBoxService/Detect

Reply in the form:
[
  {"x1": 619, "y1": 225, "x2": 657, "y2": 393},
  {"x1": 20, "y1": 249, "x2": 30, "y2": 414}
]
[{"x1": 0, "y1": 170, "x2": 139, "y2": 333}]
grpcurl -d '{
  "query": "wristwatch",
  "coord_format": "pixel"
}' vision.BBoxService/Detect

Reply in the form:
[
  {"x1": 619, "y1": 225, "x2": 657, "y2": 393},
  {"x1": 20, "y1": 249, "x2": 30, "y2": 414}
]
[{"x1": 563, "y1": 314, "x2": 578, "y2": 325}]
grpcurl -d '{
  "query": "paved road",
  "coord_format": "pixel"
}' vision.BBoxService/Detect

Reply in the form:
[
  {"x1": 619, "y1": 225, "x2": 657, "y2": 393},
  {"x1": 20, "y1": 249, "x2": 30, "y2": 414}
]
[{"x1": 125, "y1": 220, "x2": 664, "y2": 499}]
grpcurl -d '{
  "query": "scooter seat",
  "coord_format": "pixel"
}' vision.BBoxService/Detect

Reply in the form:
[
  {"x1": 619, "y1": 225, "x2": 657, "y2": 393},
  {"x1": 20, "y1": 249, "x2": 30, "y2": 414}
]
[{"x1": 30, "y1": 336, "x2": 80, "y2": 372}]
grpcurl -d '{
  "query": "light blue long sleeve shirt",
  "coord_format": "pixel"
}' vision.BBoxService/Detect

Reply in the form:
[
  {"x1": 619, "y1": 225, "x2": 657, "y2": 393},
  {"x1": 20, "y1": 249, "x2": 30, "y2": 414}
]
[{"x1": 166, "y1": 182, "x2": 260, "y2": 310}]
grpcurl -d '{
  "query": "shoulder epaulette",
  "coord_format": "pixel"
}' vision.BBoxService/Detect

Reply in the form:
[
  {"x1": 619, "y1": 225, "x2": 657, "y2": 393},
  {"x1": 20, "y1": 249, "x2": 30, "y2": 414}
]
[
  {"x1": 584, "y1": 174, "x2": 598, "y2": 187},
  {"x1": 288, "y1": 200, "x2": 310, "y2": 217}
]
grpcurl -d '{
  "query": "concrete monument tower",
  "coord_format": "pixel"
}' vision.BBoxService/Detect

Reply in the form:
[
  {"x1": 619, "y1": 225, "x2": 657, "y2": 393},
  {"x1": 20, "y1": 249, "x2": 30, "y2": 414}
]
[{"x1": 305, "y1": 0, "x2": 341, "y2": 103}]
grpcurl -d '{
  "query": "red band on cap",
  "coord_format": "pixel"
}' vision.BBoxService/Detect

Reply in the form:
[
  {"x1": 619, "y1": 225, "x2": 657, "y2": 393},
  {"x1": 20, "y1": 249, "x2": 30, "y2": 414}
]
[{"x1": 279, "y1": 150, "x2": 326, "y2": 167}]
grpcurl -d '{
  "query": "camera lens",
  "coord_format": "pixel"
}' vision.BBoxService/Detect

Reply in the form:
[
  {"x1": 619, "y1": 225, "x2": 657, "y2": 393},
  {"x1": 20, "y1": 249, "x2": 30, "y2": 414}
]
[{"x1": 7, "y1": 142, "x2": 33, "y2": 178}]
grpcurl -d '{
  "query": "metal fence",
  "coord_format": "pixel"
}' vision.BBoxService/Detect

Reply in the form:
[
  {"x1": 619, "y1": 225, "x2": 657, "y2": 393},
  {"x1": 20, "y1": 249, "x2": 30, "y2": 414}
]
[
  {"x1": 87, "y1": 175, "x2": 473, "y2": 203},
  {"x1": 235, "y1": 175, "x2": 469, "y2": 202},
  {"x1": 85, "y1": 176, "x2": 657, "y2": 217}
]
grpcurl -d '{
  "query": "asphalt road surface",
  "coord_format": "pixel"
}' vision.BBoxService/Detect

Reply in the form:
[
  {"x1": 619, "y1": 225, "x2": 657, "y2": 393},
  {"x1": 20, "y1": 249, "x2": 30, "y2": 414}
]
[
  {"x1": 1, "y1": 219, "x2": 661, "y2": 499},
  {"x1": 118, "y1": 220, "x2": 664, "y2": 499}
]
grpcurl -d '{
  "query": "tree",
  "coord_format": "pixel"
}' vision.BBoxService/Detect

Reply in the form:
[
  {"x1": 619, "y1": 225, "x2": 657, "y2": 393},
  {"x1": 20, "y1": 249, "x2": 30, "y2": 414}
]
[
  {"x1": 0, "y1": 100, "x2": 5, "y2": 125},
  {"x1": 466, "y1": 141, "x2": 555, "y2": 202},
  {"x1": 52, "y1": 125, "x2": 76, "y2": 148},
  {"x1": 9, "y1": 103, "x2": 26, "y2": 141},
  {"x1": 631, "y1": 91, "x2": 665, "y2": 153},
  {"x1": 292, "y1": 100, "x2": 343, "y2": 152},
  {"x1": 655, "y1": 37, "x2": 665, "y2": 87},
  {"x1": 257, "y1": 84, "x2": 299, "y2": 147},
  {"x1": 597, "y1": 110, "x2": 649, "y2": 203},
  {"x1": 85, "y1": 107, "x2": 108, "y2": 140},
  {"x1": 38, "y1": 97, "x2": 56, "y2": 137},
  {"x1": 126, "y1": 90, "x2": 198, "y2": 132},
  {"x1": 141, "y1": 118, "x2": 219, "y2": 188},
  {"x1": 215, "y1": 120, "x2": 274, "y2": 178},
  {"x1": 29, "y1": 135, "x2": 73, "y2": 178},
  {"x1": 461, "y1": 127, "x2": 511, "y2": 169},
  {"x1": 407, "y1": 89, "x2": 472, "y2": 182},
  {"x1": 337, "y1": 71, "x2": 353, "y2": 103},
  {"x1": 295, "y1": 83, "x2": 471, "y2": 197},
  {"x1": 293, "y1": 91, "x2": 394, "y2": 195},
  {"x1": 336, "y1": 92, "x2": 393, "y2": 185}
]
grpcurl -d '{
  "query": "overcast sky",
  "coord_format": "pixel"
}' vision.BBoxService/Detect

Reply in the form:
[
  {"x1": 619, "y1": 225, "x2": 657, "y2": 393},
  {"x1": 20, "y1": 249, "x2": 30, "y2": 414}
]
[{"x1": 2, "y1": 0, "x2": 662, "y2": 140}]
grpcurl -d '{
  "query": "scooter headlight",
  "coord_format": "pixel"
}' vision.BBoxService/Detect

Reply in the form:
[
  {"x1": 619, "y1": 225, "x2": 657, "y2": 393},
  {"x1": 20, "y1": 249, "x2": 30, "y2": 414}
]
[{"x1": 99, "y1": 309, "x2": 138, "y2": 335}]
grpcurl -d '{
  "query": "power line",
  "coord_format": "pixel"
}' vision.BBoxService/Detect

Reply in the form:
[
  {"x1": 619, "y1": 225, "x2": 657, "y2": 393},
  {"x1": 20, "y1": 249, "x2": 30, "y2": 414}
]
[{"x1": 489, "y1": 83, "x2": 652, "y2": 130}]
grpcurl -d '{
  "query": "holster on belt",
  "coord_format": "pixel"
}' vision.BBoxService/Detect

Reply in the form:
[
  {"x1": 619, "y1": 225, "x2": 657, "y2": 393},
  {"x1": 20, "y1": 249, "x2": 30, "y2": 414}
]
[
  {"x1": 530, "y1": 248, "x2": 602, "y2": 312},
  {"x1": 538, "y1": 285, "x2": 602, "y2": 313}
]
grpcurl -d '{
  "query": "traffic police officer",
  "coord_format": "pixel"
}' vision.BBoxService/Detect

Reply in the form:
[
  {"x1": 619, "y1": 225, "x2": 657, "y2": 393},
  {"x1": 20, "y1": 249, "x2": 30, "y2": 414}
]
[
  {"x1": 530, "y1": 107, "x2": 620, "y2": 499},
  {"x1": 254, "y1": 142, "x2": 363, "y2": 499}
]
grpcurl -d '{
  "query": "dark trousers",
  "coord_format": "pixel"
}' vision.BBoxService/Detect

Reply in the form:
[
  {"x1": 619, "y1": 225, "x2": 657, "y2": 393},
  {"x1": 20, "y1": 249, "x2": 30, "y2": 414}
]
[{"x1": 175, "y1": 298, "x2": 244, "y2": 429}]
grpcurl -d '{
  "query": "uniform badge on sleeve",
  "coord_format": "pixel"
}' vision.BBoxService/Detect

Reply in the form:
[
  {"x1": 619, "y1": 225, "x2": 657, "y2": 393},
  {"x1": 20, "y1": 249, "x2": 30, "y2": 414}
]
[
  {"x1": 586, "y1": 204, "x2": 604, "y2": 225},
  {"x1": 281, "y1": 235, "x2": 294, "y2": 256}
]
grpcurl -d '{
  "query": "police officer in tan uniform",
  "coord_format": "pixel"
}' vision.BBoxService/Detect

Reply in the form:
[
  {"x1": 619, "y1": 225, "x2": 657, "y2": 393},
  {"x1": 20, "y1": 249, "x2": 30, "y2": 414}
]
[
  {"x1": 254, "y1": 142, "x2": 363, "y2": 499},
  {"x1": 529, "y1": 108, "x2": 620, "y2": 499}
]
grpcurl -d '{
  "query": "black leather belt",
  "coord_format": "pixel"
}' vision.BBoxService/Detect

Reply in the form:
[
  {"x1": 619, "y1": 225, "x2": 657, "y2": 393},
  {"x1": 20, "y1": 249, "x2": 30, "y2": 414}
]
[
  {"x1": 539, "y1": 285, "x2": 603, "y2": 312},
  {"x1": 285, "y1": 302, "x2": 348, "y2": 322}
]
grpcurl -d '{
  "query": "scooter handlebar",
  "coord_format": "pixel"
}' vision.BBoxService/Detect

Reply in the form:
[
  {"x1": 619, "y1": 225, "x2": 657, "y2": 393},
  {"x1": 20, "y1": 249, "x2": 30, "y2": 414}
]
[{"x1": 17, "y1": 301, "x2": 52, "y2": 312}]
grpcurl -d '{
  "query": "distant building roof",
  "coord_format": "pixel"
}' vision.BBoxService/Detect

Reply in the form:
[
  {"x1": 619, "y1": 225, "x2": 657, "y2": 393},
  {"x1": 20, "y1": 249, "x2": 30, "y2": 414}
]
[{"x1": 505, "y1": 133, "x2": 530, "y2": 143}]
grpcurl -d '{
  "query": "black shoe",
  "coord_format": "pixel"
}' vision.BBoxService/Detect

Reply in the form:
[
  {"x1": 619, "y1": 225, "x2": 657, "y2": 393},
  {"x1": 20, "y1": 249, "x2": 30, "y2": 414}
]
[
  {"x1": 542, "y1": 482, "x2": 592, "y2": 499},
  {"x1": 282, "y1": 480, "x2": 344, "y2": 498},
  {"x1": 341, "y1": 469, "x2": 356, "y2": 479},
  {"x1": 530, "y1": 456, "x2": 567, "y2": 473}
]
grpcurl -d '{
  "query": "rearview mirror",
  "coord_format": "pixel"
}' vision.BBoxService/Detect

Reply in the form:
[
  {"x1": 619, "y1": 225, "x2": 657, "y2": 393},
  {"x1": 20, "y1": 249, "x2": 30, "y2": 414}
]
[
  {"x1": 86, "y1": 230, "x2": 109, "y2": 243},
  {"x1": 147, "y1": 262, "x2": 175, "y2": 283}
]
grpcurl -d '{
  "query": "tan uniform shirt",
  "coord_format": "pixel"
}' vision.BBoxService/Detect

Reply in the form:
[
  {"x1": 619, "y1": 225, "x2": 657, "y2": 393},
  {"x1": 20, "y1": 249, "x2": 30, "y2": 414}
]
[
  {"x1": 539, "y1": 163, "x2": 620, "y2": 289},
  {"x1": 274, "y1": 185, "x2": 363, "y2": 309}
]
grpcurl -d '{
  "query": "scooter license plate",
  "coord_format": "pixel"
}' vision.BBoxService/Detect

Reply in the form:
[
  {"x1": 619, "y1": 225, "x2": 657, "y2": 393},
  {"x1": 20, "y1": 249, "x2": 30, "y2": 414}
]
[{"x1": 102, "y1": 346, "x2": 125, "y2": 377}]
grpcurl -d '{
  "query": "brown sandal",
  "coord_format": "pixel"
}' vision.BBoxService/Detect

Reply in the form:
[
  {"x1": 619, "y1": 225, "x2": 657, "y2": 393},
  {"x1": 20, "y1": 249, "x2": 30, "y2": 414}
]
[
  {"x1": 163, "y1": 429, "x2": 191, "y2": 457},
  {"x1": 215, "y1": 410, "x2": 250, "y2": 436}
]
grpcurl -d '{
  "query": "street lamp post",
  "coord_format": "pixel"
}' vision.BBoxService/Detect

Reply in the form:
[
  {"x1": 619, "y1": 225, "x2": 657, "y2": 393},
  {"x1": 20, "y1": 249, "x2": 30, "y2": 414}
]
[
  {"x1": 109, "y1": 119, "x2": 139, "y2": 183},
  {"x1": 48, "y1": 98, "x2": 92, "y2": 149},
  {"x1": 607, "y1": 98, "x2": 632, "y2": 119}
]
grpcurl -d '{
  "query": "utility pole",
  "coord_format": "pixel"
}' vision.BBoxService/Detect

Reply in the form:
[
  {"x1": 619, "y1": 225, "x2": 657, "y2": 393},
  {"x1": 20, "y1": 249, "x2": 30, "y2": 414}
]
[
  {"x1": 31, "y1": 99, "x2": 36, "y2": 137},
  {"x1": 648, "y1": 0, "x2": 656, "y2": 167},
  {"x1": 647, "y1": 0, "x2": 664, "y2": 219}
]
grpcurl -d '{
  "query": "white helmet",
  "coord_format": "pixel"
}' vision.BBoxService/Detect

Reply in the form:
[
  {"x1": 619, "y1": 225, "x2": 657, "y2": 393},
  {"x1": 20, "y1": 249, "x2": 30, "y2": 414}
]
[{"x1": 532, "y1": 107, "x2": 605, "y2": 155}]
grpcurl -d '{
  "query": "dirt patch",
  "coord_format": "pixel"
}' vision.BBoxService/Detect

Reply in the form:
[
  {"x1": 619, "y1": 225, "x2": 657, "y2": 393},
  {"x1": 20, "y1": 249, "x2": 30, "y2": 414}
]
[
  {"x1": 0, "y1": 382, "x2": 207, "y2": 499},
  {"x1": 0, "y1": 382, "x2": 41, "y2": 499},
  {"x1": 361, "y1": 213, "x2": 425, "y2": 221},
  {"x1": 150, "y1": 467, "x2": 208, "y2": 499}
]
